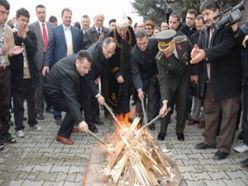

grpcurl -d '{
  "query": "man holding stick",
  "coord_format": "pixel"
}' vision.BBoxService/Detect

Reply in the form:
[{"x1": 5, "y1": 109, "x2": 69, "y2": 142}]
[
  {"x1": 44, "y1": 50, "x2": 91, "y2": 145},
  {"x1": 130, "y1": 29, "x2": 161, "y2": 131},
  {"x1": 80, "y1": 37, "x2": 116, "y2": 133},
  {"x1": 155, "y1": 29, "x2": 195, "y2": 141}
]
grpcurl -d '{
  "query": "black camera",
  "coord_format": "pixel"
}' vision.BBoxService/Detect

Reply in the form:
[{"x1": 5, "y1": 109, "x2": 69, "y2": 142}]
[{"x1": 214, "y1": 0, "x2": 245, "y2": 31}]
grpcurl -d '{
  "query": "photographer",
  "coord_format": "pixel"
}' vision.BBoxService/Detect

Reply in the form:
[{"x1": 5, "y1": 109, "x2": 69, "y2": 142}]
[{"x1": 191, "y1": 0, "x2": 243, "y2": 160}]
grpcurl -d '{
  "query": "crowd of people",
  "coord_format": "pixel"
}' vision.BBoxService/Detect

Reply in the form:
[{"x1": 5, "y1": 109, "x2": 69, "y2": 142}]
[{"x1": 0, "y1": 0, "x2": 248, "y2": 168}]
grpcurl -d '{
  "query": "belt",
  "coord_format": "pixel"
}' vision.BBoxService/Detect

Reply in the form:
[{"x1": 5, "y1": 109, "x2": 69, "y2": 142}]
[{"x1": 0, "y1": 65, "x2": 9, "y2": 72}]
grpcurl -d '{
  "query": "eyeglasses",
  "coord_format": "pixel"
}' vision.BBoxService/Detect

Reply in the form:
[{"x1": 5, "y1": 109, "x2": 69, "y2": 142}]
[{"x1": 145, "y1": 27, "x2": 152, "y2": 30}]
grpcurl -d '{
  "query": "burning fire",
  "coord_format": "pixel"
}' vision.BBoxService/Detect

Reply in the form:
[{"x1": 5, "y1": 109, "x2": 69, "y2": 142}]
[
  {"x1": 102, "y1": 115, "x2": 181, "y2": 186},
  {"x1": 116, "y1": 113, "x2": 132, "y2": 128}
]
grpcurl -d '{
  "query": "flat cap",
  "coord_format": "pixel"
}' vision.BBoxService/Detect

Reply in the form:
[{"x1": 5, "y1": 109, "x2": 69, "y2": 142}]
[{"x1": 154, "y1": 29, "x2": 176, "y2": 42}]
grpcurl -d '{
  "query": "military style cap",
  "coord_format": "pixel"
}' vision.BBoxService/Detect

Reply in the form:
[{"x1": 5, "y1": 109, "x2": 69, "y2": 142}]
[
  {"x1": 154, "y1": 29, "x2": 176, "y2": 42},
  {"x1": 154, "y1": 29, "x2": 177, "y2": 51}
]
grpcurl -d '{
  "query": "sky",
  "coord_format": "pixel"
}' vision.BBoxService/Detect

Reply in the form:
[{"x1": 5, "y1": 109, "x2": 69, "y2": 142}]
[{"x1": 7, "y1": 0, "x2": 142, "y2": 27}]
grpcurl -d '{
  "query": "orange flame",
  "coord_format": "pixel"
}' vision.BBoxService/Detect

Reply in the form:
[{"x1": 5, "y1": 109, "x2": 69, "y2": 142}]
[{"x1": 105, "y1": 106, "x2": 140, "y2": 149}]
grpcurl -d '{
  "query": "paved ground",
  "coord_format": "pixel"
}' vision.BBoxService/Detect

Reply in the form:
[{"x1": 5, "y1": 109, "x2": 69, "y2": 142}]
[{"x1": 0, "y1": 110, "x2": 248, "y2": 186}]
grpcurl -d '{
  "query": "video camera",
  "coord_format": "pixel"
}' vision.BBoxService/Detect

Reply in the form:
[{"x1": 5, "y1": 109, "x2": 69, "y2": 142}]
[
  {"x1": 166, "y1": 0, "x2": 175, "y2": 3},
  {"x1": 214, "y1": 0, "x2": 245, "y2": 31}
]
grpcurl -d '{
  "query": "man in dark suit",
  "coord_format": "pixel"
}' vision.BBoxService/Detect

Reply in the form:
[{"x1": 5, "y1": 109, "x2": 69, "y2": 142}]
[
  {"x1": 42, "y1": 8, "x2": 84, "y2": 125},
  {"x1": 9, "y1": 8, "x2": 40, "y2": 138},
  {"x1": 83, "y1": 13, "x2": 110, "y2": 49},
  {"x1": 83, "y1": 13, "x2": 110, "y2": 125},
  {"x1": 180, "y1": 9, "x2": 197, "y2": 121},
  {"x1": 44, "y1": 50, "x2": 91, "y2": 145},
  {"x1": 130, "y1": 29, "x2": 160, "y2": 131},
  {"x1": 81, "y1": 37, "x2": 116, "y2": 133},
  {"x1": 81, "y1": 14, "x2": 90, "y2": 35},
  {"x1": 29, "y1": 4, "x2": 53, "y2": 120},
  {"x1": 181, "y1": 9, "x2": 197, "y2": 42}
]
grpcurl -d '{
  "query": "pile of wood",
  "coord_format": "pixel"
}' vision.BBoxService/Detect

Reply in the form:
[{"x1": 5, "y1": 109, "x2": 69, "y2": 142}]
[{"x1": 103, "y1": 118, "x2": 181, "y2": 186}]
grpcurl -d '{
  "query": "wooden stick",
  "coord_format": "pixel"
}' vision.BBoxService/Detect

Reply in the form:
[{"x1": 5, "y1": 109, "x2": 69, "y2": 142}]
[
  {"x1": 87, "y1": 130, "x2": 108, "y2": 147},
  {"x1": 140, "y1": 108, "x2": 171, "y2": 130},
  {"x1": 140, "y1": 115, "x2": 160, "y2": 130},
  {"x1": 141, "y1": 99, "x2": 148, "y2": 125},
  {"x1": 103, "y1": 102, "x2": 122, "y2": 128}
]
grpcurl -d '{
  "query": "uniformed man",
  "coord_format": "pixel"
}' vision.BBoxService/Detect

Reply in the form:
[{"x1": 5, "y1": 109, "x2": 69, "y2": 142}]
[{"x1": 155, "y1": 30, "x2": 196, "y2": 141}]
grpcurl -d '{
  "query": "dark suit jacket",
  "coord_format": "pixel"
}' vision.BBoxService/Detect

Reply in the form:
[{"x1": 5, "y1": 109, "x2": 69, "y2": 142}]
[
  {"x1": 180, "y1": 23, "x2": 197, "y2": 42},
  {"x1": 44, "y1": 24, "x2": 84, "y2": 67},
  {"x1": 9, "y1": 30, "x2": 38, "y2": 88},
  {"x1": 83, "y1": 25, "x2": 110, "y2": 49},
  {"x1": 84, "y1": 41, "x2": 109, "y2": 97},
  {"x1": 197, "y1": 27, "x2": 242, "y2": 100},
  {"x1": 130, "y1": 38, "x2": 158, "y2": 91},
  {"x1": 29, "y1": 21, "x2": 53, "y2": 72},
  {"x1": 44, "y1": 55, "x2": 83, "y2": 124}
]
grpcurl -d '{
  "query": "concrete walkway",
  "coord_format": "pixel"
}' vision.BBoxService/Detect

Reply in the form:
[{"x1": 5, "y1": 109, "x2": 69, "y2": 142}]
[{"x1": 0, "y1": 111, "x2": 247, "y2": 186}]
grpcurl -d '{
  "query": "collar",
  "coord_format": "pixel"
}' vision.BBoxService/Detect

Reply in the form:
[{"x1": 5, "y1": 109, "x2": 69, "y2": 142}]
[
  {"x1": 63, "y1": 24, "x2": 71, "y2": 31},
  {"x1": 95, "y1": 26, "x2": 101, "y2": 32},
  {"x1": 38, "y1": 20, "x2": 46, "y2": 27}
]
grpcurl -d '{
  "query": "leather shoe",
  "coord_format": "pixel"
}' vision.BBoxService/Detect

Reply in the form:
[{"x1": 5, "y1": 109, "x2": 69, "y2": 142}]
[
  {"x1": 46, "y1": 106, "x2": 55, "y2": 114},
  {"x1": 37, "y1": 113, "x2": 45, "y2": 120},
  {"x1": 187, "y1": 118, "x2": 199, "y2": 125},
  {"x1": 176, "y1": 132, "x2": 184, "y2": 141},
  {"x1": 95, "y1": 118, "x2": 104, "y2": 125},
  {"x1": 89, "y1": 126, "x2": 98, "y2": 133},
  {"x1": 213, "y1": 150, "x2": 229, "y2": 160},
  {"x1": 56, "y1": 135, "x2": 74, "y2": 145},
  {"x1": 148, "y1": 124, "x2": 155, "y2": 131},
  {"x1": 55, "y1": 118, "x2": 63, "y2": 125},
  {"x1": 198, "y1": 120, "x2": 205, "y2": 128},
  {"x1": 157, "y1": 132, "x2": 166, "y2": 141},
  {"x1": 72, "y1": 127, "x2": 80, "y2": 133},
  {"x1": 2, "y1": 132, "x2": 16, "y2": 144},
  {"x1": 240, "y1": 158, "x2": 248, "y2": 168},
  {"x1": 195, "y1": 142, "x2": 216, "y2": 150}
]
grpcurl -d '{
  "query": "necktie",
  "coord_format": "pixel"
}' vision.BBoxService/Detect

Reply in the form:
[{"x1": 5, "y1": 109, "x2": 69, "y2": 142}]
[
  {"x1": 42, "y1": 23, "x2": 48, "y2": 50},
  {"x1": 98, "y1": 28, "x2": 101, "y2": 35},
  {"x1": 65, "y1": 27, "x2": 73, "y2": 55},
  {"x1": 206, "y1": 27, "x2": 215, "y2": 80}
]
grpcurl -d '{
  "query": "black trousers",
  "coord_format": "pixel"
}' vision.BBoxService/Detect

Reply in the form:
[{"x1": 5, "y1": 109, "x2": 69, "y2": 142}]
[
  {"x1": 34, "y1": 73, "x2": 45, "y2": 114},
  {"x1": 0, "y1": 68, "x2": 11, "y2": 138},
  {"x1": 44, "y1": 88, "x2": 75, "y2": 138},
  {"x1": 12, "y1": 79, "x2": 37, "y2": 131},
  {"x1": 160, "y1": 76, "x2": 190, "y2": 134},
  {"x1": 80, "y1": 79, "x2": 98, "y2": 130},
  {"x1": 135, "y1": 77, "x2": 160, "y2": 122}
]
